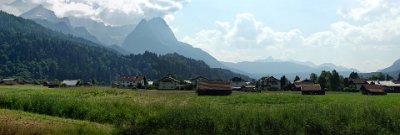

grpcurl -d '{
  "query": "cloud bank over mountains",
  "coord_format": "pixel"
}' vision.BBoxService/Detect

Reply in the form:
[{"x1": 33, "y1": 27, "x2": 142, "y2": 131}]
[
  {"x1": 0, "y1": 0, "x2": 190, "y2": 26},
  {"x1": 182, "y1": 0, "x2": 400, "y2": 72}
]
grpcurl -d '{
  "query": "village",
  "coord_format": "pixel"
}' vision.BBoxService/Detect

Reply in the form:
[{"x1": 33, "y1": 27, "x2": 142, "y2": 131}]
[{"x1": 2, "y1": 72, "x2": 400, "y2": 96}]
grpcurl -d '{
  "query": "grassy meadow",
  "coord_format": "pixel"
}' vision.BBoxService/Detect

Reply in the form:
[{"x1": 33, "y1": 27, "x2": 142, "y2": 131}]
[{"x1": 1, "y1": 85, "x2": 400, "y2": 134}]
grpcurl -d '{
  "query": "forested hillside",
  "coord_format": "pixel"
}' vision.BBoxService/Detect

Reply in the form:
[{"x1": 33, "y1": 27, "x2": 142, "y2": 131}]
[{"x1": 0, "y1": 11, "x2": 249, "y2": 83}]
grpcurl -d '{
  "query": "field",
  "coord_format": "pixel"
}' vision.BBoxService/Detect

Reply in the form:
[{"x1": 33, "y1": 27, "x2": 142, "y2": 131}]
[{"x1": 1, "y1": 85, "x2": 400, "y2": 134}]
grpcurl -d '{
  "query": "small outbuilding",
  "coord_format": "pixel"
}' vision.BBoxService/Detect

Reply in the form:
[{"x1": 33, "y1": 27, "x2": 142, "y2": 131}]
[
  {"x1": 46, "y1": 81, "x2": 61, "y2": 88},
  {"x1": 360, "y1": 84, "x2": 386, "y2": 95},
  {"x1": 301, "y1": 84, "x2": 325, "y2": 95},
  {"x1": 0, "y1": 79, "x2": 17, "y2": 85},
  {"x1": 61, "y1": 80, "x2": 80, "y2": 87},
  {"x1": 196, "y1": 81, "x2": 232, "y2": 96}
]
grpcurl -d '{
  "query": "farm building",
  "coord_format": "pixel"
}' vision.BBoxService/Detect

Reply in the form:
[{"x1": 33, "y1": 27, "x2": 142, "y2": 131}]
[
  {"x1": 293, "y1": 80, "x2": 314, "y2": 91},
  {"x1": 46, "y1": 81, "x2": 61, "y2": 88},
  {"x1": 367, "y1": 81, "x2": 400, "y2": 93},
  {"x1": 158, "y1": 75, "x2": 180, "y2": 90},
  {"x1": 118, "y1": 76, "x2": 146, "y2": 88},
  {"x1": 258, "y1": 76, "x2": 281, "y2": 90},
  {"x1": 191, "y1": 76, "x2": 208, "y2": 84},
  {"x1": 230, "y1": 77, "x2": 246, "y2": 90},
  {"x1": 349, "y1": 79, "x2": 367, "y2": 90},
  {"x1": 360, "y1": 84, "x2": 386, "y2": 95},
  {"x1": 196, "y1": 81, "x2": 232, "y2": 96},
  {"x1": 301, "y1": 84, "x2": 325, "y2": 95},
  {"x1": 0, "y1": 79, "x2": 17, "y2": 85},
  {"x1": 61, "y1": 80, "x2": 80, "y2": 87}
]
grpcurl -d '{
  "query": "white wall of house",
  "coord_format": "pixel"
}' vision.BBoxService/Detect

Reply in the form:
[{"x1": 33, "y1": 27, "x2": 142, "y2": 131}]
[{"x1": 120, "y1": 80, "x2": 144, "y2": 88}]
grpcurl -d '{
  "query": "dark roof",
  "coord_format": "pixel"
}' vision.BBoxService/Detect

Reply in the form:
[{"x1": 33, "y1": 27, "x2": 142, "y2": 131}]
[
  {"x1": 119, "y1": 76, "x2": 145, "y2": 81},
  {"x1": 261, "y1": 76, "x2": 279, "y2": 82},
  {"x1": 301, "y1": 84, "x2": 322, "y2": 91},
  {"x1": 349, "y1": 79, "x2": 367, "y2": 84},
  {"x1": 197, "y1": 81, "x2": 231, "y2": 91},
  {"x1": 362, "y1": 84, "x2": 385, "y2": 93},
  {"x1": 294, "y1": 81, "x2": 314, "y2": 87}
]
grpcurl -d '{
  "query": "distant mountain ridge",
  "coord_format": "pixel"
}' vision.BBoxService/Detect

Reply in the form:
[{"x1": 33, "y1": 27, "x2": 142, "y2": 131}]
[
  {"x1": 222, "y1": 59, "x2": 358, "y2": 79},
  {"x1": 0, "y1": 11, "x2": 250, "y2": 81},
  {"x1": 122, "y1": 17, "x2": 226, "y2": 68},
  {"x1": 20, "y1": 5, "x2": 101, "y2": 44}
]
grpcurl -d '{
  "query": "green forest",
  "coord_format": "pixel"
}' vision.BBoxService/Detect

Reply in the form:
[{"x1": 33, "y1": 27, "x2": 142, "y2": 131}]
[{"x1": 0, "y1": 11, "x2": 249, "y2": 83}]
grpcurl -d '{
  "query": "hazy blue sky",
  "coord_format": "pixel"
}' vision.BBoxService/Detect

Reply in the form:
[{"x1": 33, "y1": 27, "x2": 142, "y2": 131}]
[{"x1": 1, "y1": 0, "x2": 399, "y2": 72}]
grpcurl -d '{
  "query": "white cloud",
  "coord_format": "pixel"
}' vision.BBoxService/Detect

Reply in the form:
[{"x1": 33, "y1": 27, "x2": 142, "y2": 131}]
[
  {"x1": 1, "y1": 0, "x2": 190, "y2": 26},
  {"x1": 183, "y1": 3, "x2": 400, "y2": 72}
]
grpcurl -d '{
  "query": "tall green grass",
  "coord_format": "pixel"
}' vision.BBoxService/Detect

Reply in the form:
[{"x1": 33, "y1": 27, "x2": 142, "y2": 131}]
[
  {"x1": 0, "y1": 109, "x2": 113, "y2": 135},
  {"x1": 1, "y1": 85, "x2": 400, "y2": 134}
]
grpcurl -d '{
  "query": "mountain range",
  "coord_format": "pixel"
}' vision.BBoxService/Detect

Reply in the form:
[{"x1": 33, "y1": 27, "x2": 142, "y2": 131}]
[
  {"x1": 0, "y1": 11, "x2": 249, "y2": 81},
  {"x1": 222, "y1": 58, "x2": 359, "y2": 79},
  {"x1": 14, "y1": 5, "x2": 398, "y2": 80},
  {"x1": 20, "y1": 5, "x2": 101, "y2": 44}
]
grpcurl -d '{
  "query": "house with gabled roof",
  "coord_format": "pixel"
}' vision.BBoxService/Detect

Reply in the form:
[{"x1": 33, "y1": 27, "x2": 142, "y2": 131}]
[
  {"x1": 258, "y1": 76, "x2": 281, "y2": 90},
  {"x1": 349, "y1": 78, "x2": 367, "y2": 90},
  {"x1": 158, "y1": 74, "x2": 180, "y2": 90},
  {"x1": 360, "y1": 84, "x2": 386, "y2": 95},
  {"x1": 118, "y1": 76, "x2": 146, "y2": 88},
  {"x1": 301, "y1": 84, "x2": 325, "y2": 95}
]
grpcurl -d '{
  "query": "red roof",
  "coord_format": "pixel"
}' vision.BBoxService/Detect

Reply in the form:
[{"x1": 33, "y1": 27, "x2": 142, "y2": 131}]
[
  {"x1": 119, "y1": 76, "x2": 144, "y2": 81},
  {"x1": 362, "y1": 84, "x2": 385, "y2": 93},
  {"x1": 197, "y1": 81, "x2": 231, "y2": 91}
]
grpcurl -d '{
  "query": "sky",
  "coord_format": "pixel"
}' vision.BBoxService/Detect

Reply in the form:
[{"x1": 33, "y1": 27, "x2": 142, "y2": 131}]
[{"x1": 1, "y1": 0, "x2": 400, "y2": 72}]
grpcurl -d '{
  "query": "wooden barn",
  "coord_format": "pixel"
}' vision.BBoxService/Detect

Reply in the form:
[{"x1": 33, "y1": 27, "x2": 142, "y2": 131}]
[
  {"x1": 360, "y1": 84, "x2": 386, "y2": 95},
  {"x1": 301, "y1": 84, "x2": 325, "y2": 95},
  {"x1": 196, "y1": 81, "x2": 232, "y2": 96}
]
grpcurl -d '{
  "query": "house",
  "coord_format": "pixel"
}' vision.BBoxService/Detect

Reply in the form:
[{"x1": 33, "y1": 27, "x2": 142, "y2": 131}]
[
  {"x1": 0, "y1": 79, "x2": 17, "y2": 85},
  {"x1": 196, "y1": 81, "x2": 232, "y2": 96},
  {"x1": 349, "y1": 79, "x2": 367, "y2": 90},
  {"x1": 230, "y1": 77, "x2": 246, "y2": 90},
  {"x1": 367, "y1": 80, "x2": 400, "y2": 93},
  {"x1": 360, "y1": 84, "x2": 386, "y2": 95},
  {"x1": 46, "y1": 81, "x2": 61, "y2": 88},
  {"x1": 118, "y1": 76, "x2": 146, "y2": 88},
  {"x1": 301, "y1": 84, "x2": 325, "y2": 95},
  {"x1": 293, "y1": 80, "x2": 314, "y2": 91},
  {"x1": 258, "y1": 76, "x2": 281, "y2": 90},
  {"x1": 61, "y1": 80, "x2": 80, "y2": 87},
  {"x1": 158, "y1": 75, "x2": 180, "y2": 90}
]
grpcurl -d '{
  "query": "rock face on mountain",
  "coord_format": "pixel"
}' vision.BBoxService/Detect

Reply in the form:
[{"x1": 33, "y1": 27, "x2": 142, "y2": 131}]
[
  {"x1": 20, "y1": 5, "x2": 100, "y2": 44},
  {"x1": 122, "y1": 17, "x2": 225, "y2": 68}
]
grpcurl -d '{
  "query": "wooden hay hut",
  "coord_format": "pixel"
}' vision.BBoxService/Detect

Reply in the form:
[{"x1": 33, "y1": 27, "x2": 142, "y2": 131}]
[
  {"x1": 47, "y1": 81, "x2": 61, "y2": 88},
  {"x1": 196, "y1": 81, "x2": 232, "y2": 96},
  {"x1": 301, "y1": 84, "x2": 325, "y2": 95},
  {"x1": 360, "y1": 84, "x2": 386, "y2": 95}
]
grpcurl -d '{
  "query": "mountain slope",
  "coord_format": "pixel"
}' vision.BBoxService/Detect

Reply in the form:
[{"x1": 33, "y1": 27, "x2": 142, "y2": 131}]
[
  {"x1": 20, "y1": 5, "x2": 101, "y2": 44},
  {"x1": 0, "y1": 11, "x2": 249, "y2": 81},
  {"x1": 68, "y1": 17, "x2": 135, "y2": 46},
  {"x1": 380, "y1": 59, "x2": 400, "y2": 73},
  {"x1": 122, "y1": 17, "x2": 226, "y2": 68}
]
